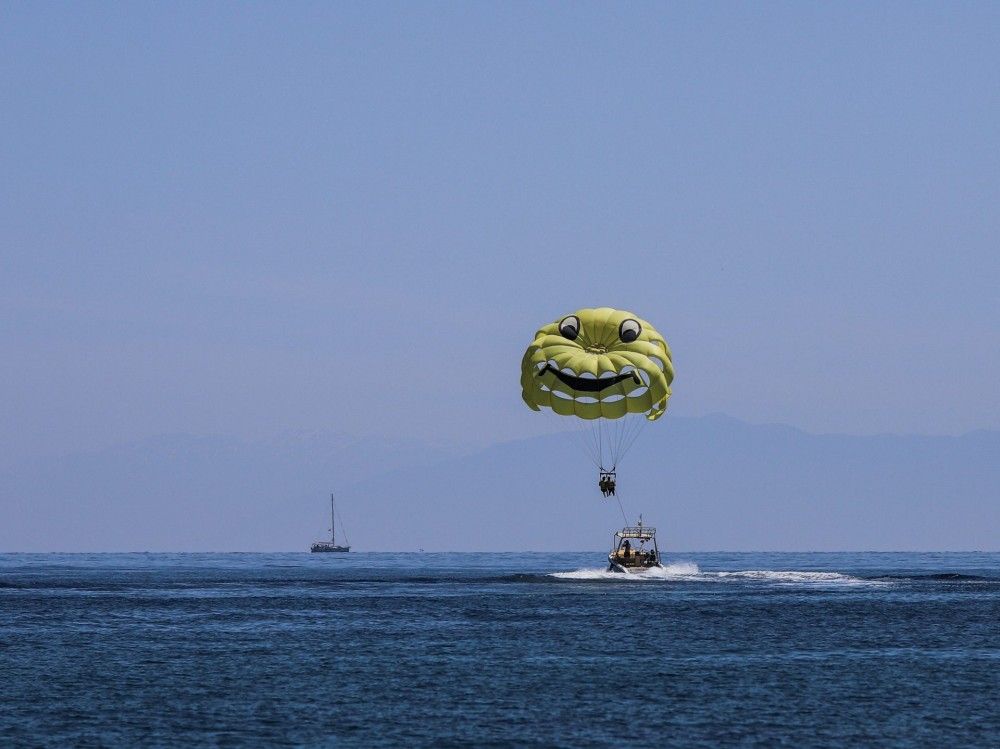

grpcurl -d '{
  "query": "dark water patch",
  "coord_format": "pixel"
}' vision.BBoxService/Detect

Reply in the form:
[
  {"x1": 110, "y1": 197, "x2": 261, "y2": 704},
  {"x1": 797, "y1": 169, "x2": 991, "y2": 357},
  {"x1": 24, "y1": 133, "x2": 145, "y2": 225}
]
[{"x1": 870, "y1": 572, "x2": 996, "y2": 582}]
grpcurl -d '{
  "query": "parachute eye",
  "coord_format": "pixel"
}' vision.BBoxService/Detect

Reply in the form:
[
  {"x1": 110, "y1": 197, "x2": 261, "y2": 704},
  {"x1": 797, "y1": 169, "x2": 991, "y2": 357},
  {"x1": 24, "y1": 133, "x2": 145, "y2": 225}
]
[
  {"x1": 559, "y1": 315, "x2": 580, "y2": 340},
  {"x1": 619, "y1": 319, "x2": 641, "y2": 343}
]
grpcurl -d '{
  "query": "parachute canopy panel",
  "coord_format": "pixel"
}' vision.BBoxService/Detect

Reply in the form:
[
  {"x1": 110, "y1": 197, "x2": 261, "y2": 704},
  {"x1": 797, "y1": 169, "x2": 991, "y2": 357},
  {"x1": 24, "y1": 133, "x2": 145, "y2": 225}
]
[{"x1": 520, "y1": 307, "x2": 674, "y2": 422}]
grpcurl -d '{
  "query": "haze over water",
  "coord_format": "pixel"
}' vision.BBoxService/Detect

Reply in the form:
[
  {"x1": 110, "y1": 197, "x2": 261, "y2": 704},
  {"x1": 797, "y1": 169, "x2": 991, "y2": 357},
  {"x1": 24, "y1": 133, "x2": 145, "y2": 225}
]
[{"x1": 3, "y1": 552, "x2": 998, "y2": 747}]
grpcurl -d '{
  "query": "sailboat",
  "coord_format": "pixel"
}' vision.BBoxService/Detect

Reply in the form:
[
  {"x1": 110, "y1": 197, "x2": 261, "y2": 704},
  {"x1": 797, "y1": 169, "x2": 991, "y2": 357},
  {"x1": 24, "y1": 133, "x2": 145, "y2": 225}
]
[{"x1": 310, "y1": 494, "x2": 350, "y2": 553}]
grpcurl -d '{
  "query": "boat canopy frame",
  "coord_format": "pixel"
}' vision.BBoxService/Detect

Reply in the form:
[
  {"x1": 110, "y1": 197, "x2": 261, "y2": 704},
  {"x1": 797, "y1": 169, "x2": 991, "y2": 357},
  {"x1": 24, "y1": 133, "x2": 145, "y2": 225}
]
[{"x1": 615, "y1": 525, "x2": 657, "y2": 542}]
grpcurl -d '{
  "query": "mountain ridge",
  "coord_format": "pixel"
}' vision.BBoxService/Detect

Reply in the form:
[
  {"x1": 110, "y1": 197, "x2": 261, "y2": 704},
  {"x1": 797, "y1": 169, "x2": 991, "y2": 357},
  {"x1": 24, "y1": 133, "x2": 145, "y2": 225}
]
[{"x1": 2, "y1": 416, "x2": 996, "y2": 552}]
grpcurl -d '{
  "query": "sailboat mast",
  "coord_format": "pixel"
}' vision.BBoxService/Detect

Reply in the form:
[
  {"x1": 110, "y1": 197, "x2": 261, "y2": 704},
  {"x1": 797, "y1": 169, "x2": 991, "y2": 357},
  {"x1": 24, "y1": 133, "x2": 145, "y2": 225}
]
[{"x1": 330, "y1": 493, "x2": 336, "y2": 543}]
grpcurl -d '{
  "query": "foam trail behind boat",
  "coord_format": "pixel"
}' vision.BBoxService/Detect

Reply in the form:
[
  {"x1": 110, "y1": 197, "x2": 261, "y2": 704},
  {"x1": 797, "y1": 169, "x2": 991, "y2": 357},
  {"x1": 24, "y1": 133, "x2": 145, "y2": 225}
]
[{"x1": 550, "y1": 564, "x2": 886, "y2": 586}]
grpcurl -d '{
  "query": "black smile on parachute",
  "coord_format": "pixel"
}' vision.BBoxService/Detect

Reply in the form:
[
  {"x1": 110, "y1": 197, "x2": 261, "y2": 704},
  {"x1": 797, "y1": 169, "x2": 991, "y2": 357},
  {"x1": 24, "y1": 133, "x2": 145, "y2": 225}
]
[{"x1": 537, "y1": 362, "x2": 641, "y2": 393}]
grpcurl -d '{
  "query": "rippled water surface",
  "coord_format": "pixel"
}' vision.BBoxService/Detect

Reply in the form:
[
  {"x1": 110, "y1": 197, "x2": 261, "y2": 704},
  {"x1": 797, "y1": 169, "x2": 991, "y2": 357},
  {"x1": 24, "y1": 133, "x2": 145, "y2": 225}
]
[{"x1": 2, "y1": 552, "x2": 998, "y2": 747}]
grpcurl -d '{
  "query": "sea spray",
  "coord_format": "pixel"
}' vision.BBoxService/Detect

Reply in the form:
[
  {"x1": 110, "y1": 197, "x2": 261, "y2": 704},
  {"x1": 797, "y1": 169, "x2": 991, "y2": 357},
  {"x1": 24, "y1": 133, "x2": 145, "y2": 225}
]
[
  {"x1": 550, "y1": 561, "x2": 700, "y2": 580},
  {"x1": 551, "y1": 563, "x2": 887, "y2": 586}
]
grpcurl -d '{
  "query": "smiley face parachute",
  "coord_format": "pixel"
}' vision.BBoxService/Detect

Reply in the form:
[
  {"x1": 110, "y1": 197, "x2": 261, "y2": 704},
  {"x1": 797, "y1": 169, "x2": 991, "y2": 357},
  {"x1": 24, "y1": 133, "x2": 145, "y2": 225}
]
[{"x1": 520, "y1": 307, "x2": 674, "y2": 489}]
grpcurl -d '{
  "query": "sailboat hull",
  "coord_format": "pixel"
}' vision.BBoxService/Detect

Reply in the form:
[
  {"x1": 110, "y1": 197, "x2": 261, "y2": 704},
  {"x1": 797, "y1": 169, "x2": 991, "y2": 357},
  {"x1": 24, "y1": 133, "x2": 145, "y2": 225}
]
[{"x1": 311, "y1": 542, "x2": 350, "y2": 553}]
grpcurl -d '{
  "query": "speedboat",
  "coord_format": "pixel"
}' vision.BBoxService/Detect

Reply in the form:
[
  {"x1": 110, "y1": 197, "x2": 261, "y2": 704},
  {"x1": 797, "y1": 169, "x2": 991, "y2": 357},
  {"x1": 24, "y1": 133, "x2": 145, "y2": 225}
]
[{"x1": 607, "y1": 517, "x2": 661, "y2": 573}]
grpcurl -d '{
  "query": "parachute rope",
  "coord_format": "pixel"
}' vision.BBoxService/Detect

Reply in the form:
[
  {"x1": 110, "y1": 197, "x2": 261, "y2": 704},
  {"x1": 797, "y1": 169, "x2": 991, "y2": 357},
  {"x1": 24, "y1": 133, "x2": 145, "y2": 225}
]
[
  {"x1": 585, "y1": 411, "x2": 648, "y2": 472},
  {"x1": 571, "y1": 421, "x2": 603, "y2": 470},
  {"x1": 598, "y1": 416, "x2": 604, "y2": 469},
  {"x1": 615, "y1": 491, "x2": 628, "y2": 526},
  {"x1": 616, "y1": 414, "x2": 649, "y2": 466}
]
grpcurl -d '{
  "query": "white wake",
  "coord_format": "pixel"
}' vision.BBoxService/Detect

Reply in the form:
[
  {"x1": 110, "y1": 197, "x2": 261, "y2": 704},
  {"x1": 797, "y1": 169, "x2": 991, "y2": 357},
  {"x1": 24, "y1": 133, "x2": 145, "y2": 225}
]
[
  {"x1": 550, "y1": 562, "x2": 882, "y2": 586},
  {"x1": 551, "y1": 562, "x2": 701, "y2": 581},
  {"x1": 711, "y1": 570, "x2": 876, "y2": 585}
]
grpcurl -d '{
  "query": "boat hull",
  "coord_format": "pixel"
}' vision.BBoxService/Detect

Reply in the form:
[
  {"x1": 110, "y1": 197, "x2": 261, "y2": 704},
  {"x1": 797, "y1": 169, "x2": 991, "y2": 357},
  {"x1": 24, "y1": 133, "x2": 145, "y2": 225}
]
[
  {"x1": 311, "y1": 543, "x2": 350, "y2": 553},
  {"x1": 607, "y1": 556, "x2": 661, "y2": 574}
]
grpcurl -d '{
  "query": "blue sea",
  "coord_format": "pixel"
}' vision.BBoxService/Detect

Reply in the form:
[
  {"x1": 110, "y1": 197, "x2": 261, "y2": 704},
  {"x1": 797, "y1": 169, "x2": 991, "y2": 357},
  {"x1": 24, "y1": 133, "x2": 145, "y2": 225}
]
[{"x1": 2, "y1": 552, "x2": 998, "y2": 747}]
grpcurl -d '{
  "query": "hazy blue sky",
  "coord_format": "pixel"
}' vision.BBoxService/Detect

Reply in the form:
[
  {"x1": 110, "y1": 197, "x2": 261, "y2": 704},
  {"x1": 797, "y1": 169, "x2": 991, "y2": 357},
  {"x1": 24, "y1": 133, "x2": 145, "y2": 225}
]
[{"x1": 3, "y1": 3, "x2": 998, "y2": 465}]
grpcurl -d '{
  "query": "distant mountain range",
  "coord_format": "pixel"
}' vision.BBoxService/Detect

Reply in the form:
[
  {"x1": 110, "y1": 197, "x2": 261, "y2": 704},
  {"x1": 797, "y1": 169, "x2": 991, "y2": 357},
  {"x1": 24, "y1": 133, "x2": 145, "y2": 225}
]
[
  {"x1": 1, "y1": 431, "x2": 458, "y2": 552},
  {"x1": 2, "y1": 415, "x2": 997, "y2": 551}
]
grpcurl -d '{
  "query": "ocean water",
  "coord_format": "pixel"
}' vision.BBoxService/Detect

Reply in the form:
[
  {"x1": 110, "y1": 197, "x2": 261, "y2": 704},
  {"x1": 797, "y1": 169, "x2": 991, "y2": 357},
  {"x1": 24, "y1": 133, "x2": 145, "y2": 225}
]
[{"x1": 1, "y1": 552, "x2": 998, "y2": 747}]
